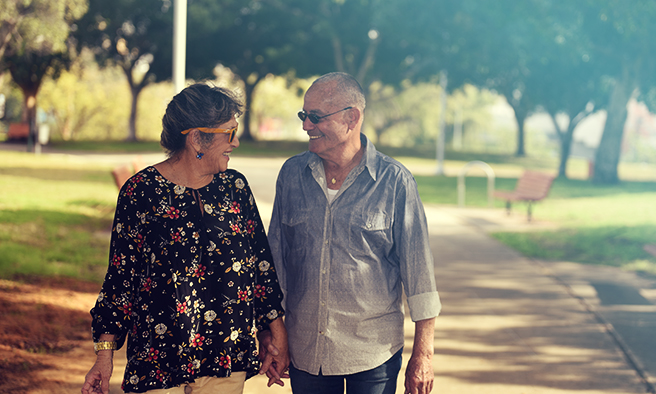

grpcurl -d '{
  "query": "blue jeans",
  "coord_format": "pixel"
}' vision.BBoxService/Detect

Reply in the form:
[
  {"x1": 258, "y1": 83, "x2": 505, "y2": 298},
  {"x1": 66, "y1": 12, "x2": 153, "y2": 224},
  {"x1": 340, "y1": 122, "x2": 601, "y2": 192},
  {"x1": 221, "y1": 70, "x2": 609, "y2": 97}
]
[{"x1": 289, "y1": 349, "x2": 403, "y2": 394}]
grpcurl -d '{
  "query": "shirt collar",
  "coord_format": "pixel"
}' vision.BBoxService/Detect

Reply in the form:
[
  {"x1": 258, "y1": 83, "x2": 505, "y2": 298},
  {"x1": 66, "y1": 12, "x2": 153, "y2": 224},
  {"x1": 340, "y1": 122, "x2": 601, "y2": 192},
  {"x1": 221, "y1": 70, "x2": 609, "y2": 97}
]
[{"x1": 306, "y1": 134, "x2": 379, "y2": 182}]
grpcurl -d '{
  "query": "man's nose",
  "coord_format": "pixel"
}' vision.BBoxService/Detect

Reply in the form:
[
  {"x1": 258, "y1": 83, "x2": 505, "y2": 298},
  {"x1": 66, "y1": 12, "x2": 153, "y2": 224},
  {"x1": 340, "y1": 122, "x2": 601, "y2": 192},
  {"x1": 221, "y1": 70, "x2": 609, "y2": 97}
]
[{"x1": 302, "y1": 118, "x2": 315, "y2": 131}]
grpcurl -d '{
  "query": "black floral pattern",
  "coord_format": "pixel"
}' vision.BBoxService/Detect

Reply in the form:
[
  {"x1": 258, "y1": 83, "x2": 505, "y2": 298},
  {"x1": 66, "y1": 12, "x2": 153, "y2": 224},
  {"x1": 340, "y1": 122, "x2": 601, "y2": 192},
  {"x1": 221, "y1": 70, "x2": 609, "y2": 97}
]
[{"x1": 91, "y1": 167, "x2": 284, "y2": 393}]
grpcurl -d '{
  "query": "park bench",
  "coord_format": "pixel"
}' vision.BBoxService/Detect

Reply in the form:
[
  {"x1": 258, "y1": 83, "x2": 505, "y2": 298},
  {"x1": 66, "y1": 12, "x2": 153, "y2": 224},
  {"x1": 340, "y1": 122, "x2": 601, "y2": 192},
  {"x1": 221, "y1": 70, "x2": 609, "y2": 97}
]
[
  {"x1": 111, "y1": 164, "x2": 133, "y2": 189},
  {"x1": 7, "y1": 123, "x2": 29, "y2": 140},
  {"x1": 493, "y1": 170, "x2": 555, "y2": 221},
  {"x1": 111, "y1": 156, "x2": 149, "y2": 189}
]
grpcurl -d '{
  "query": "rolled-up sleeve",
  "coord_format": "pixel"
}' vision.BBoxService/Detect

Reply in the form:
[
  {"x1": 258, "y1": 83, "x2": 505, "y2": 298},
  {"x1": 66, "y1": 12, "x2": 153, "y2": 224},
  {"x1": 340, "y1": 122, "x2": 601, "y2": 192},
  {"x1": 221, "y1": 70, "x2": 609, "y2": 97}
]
[{"x1": 394, "y1": 175, "x2": 441, "y2": 322}]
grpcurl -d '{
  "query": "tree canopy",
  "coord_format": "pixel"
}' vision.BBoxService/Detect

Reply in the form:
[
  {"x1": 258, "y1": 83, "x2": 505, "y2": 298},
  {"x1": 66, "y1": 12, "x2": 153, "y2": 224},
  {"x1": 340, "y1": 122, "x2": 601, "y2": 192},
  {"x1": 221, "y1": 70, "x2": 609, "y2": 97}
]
[{"x1": 7, "y1": 0, "x2": 656, "y2": 183}]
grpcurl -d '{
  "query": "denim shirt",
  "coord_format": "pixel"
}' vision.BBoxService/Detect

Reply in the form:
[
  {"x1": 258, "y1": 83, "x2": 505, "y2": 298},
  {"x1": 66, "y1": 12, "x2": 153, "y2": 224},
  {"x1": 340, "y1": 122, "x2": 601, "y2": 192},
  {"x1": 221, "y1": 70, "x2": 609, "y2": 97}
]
[{"x1": 268, "y1": 134, "x2": 441, "y2": 375}]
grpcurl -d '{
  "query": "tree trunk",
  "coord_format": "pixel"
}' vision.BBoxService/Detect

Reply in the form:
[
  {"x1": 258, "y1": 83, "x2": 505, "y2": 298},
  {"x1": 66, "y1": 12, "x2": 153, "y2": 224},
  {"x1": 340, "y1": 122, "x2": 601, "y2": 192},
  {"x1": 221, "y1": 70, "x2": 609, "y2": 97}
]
[
  {"x1": 240, "y1": 76, "x2": 262, "y2": 142},
  {"x1": 549, "y1": 112, "x2": 585, "y2": 179},
  {"x1": 126, "y1": 84, "x2": 143, "y2": 141},
  {"x1": 23, "y1": 90, "x2": 38, "y2": 152},
  {"x1": 121, "y1": 65, "x2": 147, "y2": 142},
  {"x1": 556, "y1": 124, "x2": 574, "y2": 179},
  {"x1": 593, "y1": 63, "x2": 636, "y2": 184},
  {"x1": 510, "y1": 102, "x2": 527, "y2": 157}
]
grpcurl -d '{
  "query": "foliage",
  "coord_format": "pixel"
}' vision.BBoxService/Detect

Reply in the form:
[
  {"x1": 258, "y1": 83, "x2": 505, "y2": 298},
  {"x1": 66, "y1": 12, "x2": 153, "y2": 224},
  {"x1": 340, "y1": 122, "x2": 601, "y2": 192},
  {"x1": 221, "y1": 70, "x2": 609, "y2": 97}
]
[
  {"x1": 0, "y1": 0, "x2": 87, "y2": 60},
  {"x1": 249, "y1": 73, "x2": 309, "y2": 141},
  {"x1": 38, "y1": 49, "x2": 121, "y2": 140},
  {"x1": 38, "y1": 52, "x2": 170, "y2": 141},
  {"x1": 74, "y1": 0, "x2": 173, "y2": 141},
  {"x1": 185, "y1": 0, "x2": 313, "y2": 141},
  {"x1": 0, "y1": 0, "x2": 88, "y2": 148}
]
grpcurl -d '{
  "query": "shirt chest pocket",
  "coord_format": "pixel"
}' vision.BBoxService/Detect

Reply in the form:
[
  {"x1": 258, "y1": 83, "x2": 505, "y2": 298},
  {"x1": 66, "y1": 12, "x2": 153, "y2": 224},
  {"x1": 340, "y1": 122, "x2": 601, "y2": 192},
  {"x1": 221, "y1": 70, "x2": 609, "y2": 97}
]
[
  {"x1": 349, "y1": 210, "x2": 392, "y2": 254},
  {"x1": 281, "y1": 209, "x2": 313, "y2": 249}
]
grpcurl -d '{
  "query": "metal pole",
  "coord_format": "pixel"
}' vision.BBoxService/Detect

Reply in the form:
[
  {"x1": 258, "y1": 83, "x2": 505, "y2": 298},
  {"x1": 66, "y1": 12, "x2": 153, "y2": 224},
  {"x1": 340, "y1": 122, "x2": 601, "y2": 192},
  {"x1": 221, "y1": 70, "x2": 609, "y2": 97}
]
[
  {"x1": 173, "y1": 0, "x2": 187, "y2": 94},
  {"x1": 436, "y1": 70, "x2": 447, "y2": 175}
]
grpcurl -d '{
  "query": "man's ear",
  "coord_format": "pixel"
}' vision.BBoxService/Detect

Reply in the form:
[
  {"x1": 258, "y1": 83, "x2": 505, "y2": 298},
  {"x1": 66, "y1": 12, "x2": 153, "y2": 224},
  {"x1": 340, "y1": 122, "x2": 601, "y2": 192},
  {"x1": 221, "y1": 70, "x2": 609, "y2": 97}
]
[{"x1": 346, "y1": 107, "x2": 361, "y2": 129}]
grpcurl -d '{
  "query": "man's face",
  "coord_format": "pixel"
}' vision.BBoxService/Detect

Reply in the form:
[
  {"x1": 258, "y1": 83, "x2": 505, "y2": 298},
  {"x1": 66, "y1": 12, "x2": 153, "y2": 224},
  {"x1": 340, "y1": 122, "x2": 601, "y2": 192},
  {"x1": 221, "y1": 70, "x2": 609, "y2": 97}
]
[{"x1": 302, "y1": 85, "x2": 350, "y2": 159}]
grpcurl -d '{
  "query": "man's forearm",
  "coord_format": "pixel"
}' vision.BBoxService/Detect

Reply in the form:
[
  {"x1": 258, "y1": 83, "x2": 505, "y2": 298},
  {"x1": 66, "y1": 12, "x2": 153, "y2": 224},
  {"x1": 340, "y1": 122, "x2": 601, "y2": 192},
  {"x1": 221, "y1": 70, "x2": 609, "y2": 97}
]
[{"x1": 412, "y1": 318, "x2": 435, "y2": 358}]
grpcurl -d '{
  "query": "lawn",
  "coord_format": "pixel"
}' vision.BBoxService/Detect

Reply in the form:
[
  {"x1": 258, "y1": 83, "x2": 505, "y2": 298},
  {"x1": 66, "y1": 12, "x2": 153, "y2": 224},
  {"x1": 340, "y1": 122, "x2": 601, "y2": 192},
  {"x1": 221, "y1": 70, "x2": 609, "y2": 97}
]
[
  {"x1": 2, "y1": 141, "x2": 656, "y2": 281},
  {"x1": 412, "y1": 166, "x2": 656, "y2": 276},
  {"x1": 0, "y1": 150, "x2": 118, "y2": 281}
]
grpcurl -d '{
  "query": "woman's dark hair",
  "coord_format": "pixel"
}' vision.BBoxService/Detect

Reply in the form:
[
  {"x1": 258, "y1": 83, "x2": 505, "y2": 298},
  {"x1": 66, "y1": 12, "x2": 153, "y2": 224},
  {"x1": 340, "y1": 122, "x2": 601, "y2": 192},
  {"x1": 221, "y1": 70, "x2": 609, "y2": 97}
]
[{"x1": 160, "y1": 83, "x2": 243, "y2": 158}]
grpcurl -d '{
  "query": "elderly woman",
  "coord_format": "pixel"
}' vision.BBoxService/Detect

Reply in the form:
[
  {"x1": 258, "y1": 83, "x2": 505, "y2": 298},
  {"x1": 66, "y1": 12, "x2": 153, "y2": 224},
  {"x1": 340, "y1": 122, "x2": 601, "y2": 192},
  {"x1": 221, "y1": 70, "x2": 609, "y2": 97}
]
[{"x1": 82, "y1": 83, "x2": 288, "y2": 394}]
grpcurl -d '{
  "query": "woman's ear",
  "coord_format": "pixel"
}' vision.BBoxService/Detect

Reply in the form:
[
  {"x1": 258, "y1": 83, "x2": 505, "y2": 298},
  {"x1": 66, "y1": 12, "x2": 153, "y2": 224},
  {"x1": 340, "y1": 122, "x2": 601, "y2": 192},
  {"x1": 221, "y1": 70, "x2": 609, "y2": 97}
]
[{"x1": 187, "y1": 129, "x2": 203, "y2": 152}]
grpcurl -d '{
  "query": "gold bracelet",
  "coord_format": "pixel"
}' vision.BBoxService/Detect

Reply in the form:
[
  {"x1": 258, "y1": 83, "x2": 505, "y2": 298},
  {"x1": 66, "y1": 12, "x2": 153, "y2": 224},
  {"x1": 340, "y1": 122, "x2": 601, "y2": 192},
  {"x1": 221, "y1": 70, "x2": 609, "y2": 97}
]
[{"x1": 94, "y1": 341, "x2": 117, "y2": 354}]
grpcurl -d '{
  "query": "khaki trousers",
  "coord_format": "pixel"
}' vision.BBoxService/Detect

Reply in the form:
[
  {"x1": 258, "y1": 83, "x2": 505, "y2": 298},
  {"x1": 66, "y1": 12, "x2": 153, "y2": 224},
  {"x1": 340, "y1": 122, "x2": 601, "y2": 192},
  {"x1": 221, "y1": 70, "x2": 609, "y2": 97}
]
[{"x1": 131, "y1": 372, "x2": 247, "y2": 394}]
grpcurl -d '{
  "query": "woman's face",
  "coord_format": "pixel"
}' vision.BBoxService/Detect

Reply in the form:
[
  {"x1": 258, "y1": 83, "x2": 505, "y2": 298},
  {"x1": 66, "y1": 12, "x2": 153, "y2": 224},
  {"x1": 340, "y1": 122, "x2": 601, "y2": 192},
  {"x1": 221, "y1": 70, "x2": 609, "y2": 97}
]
[{"x1": 203, "y1": 115, "x2": 240, "y2": 173}]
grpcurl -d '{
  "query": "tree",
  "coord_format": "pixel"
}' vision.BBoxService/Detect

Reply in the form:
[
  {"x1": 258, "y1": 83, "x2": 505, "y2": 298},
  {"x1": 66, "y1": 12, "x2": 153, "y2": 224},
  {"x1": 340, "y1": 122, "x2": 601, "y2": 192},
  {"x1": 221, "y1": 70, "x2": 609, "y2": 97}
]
[
  {"x1": 522, "y1": 1, "x2": 608, "y2": 178},
  {"x1": 75, "y1": 0, "x2": 173, "y2": 141},
  {"x1": 0, "y1": 0, "x2": 88, "y2": 150},
  {"x1": 185, "y1": 0, "x2": 313, "y2": 141},
  {"x1": 451, "y1": 0, "x2": 546, "y2": 157},
  {"x1": 582, "y1": 1, "x2": 656, "y2": 184}
]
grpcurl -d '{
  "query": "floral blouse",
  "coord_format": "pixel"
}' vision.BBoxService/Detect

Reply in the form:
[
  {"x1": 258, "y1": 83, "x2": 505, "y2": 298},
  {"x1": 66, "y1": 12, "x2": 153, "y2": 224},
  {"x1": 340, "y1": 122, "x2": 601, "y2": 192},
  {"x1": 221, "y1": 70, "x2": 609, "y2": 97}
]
[{"x1": 91, "y1": 167, "x2": 284, "y2": 393}]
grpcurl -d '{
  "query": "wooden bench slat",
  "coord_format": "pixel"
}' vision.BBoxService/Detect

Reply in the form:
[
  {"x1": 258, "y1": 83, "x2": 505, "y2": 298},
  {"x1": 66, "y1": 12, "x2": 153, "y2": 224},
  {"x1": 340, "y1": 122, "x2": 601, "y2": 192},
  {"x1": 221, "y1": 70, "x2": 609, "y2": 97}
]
[{"x1": 112, "y1": 165, "x2": 134, "y2": 189}]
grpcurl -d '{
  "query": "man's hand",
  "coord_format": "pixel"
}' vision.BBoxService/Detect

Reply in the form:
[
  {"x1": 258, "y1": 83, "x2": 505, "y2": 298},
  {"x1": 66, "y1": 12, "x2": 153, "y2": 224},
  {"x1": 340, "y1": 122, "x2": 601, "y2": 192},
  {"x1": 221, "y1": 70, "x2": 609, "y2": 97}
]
[
  {"x1": 81, "y1": 351, "x2": 114, "y2": 394},
  {"x1": 404, "y1": 352, "x2": 434, "y2": 394},
  {"x1": 404, "y1": 318, "x2": 435, "y2": 394},
  {"x1": 258, "y1": 318, "x2": 289, "y2": 387}
]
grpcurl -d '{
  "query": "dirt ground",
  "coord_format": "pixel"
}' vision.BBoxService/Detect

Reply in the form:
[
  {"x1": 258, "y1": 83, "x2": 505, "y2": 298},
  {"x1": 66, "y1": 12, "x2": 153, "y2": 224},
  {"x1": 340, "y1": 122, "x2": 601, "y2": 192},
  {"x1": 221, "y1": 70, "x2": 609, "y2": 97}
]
[{"x1": 0, "y1": 276, "x2": 103, "y2": 394}]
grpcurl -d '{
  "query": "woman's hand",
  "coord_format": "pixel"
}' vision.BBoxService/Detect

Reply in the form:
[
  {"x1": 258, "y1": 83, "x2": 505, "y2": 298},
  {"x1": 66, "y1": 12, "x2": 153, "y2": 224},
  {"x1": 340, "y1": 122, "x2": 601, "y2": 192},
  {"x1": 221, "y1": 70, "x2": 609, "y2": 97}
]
[
  {"x1": 258, "y1": 318, "x2": 289, "y2": 387},
  {"x1": 81, "y1": 351, "x2": 114, "y2": 394}
]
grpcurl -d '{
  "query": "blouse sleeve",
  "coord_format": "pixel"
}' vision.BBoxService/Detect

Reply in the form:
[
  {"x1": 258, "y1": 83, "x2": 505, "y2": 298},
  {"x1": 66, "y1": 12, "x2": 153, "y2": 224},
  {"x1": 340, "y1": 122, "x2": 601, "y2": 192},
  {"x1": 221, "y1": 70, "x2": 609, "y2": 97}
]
[
  {"x1": 242, "y1": 181, "x2": 285, "y2": 332},
  {"x1": 90, "y1": 178, "x2": 144, "y2": 349}
]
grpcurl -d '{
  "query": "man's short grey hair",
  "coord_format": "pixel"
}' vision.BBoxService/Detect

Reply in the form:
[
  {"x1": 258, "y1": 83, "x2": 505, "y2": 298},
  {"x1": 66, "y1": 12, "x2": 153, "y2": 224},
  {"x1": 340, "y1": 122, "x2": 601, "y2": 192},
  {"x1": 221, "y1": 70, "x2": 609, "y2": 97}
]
[{"x1": 312, "y1": 72, "x2": 366, "y2": 111}]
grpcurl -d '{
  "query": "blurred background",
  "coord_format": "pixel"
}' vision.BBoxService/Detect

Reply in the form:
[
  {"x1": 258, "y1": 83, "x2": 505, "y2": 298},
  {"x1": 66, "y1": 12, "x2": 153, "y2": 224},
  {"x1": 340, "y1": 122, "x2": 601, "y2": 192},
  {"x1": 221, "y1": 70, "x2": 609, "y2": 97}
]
[{"x1": 2, "y1": 0, "x2": 656, "y2": 183}]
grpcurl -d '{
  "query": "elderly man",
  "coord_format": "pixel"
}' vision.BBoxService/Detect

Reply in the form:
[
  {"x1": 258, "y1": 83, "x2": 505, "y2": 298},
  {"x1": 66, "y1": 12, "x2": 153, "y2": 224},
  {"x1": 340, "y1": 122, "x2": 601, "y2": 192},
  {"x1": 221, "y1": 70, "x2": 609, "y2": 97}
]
[{"x1": 267, "y1": 72, "x2": 441, "y2": 394}]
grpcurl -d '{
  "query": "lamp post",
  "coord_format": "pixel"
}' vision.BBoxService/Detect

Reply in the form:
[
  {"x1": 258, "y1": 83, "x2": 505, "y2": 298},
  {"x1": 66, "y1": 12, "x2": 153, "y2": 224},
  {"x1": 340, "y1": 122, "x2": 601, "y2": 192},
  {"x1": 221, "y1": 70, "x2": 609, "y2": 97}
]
[
  {"x1": 173, "y1": 0, "x2": 187, "y2": 94},
  {"x1": 435, "y1": 70, "x2": 448, "y2": 175}
]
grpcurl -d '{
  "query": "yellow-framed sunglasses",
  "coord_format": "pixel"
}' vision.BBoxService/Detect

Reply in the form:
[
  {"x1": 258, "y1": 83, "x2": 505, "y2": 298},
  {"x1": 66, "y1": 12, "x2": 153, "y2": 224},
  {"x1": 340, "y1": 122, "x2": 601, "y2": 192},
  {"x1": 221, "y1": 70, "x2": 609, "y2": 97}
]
[{"x1": 181, "y1": 126, "x2": 238, "y2": 143}]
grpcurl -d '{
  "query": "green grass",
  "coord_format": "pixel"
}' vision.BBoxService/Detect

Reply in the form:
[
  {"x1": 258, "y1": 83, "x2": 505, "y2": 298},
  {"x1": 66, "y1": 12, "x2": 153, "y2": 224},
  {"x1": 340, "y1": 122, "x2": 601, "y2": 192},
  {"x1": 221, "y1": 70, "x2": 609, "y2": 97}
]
[
  {"x1": 0, "y1": 150, "x2": 117, "y2": 282},
  {"x1": 413, "y1": 172, "x2": 656, "y2": 276}
]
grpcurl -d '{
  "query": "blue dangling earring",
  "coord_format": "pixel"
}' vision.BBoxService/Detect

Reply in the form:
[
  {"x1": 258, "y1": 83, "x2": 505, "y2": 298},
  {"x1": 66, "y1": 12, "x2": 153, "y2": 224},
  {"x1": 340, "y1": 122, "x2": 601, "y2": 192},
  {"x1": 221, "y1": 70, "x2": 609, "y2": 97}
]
[{"x1": 196, "y1": 152, "x2": 204, "y2": 160}]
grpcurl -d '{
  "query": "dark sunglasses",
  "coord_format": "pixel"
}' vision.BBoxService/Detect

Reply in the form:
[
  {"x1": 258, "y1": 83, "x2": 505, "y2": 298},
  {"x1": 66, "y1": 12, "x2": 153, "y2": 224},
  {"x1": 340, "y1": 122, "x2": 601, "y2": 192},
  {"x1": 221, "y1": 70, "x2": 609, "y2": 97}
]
[
  {"x1": 298, "y1": 107, "x2": 352, "y2": 124},
  {"x1": 181, "y1": 126, "x2": 238, "y2": 143}
]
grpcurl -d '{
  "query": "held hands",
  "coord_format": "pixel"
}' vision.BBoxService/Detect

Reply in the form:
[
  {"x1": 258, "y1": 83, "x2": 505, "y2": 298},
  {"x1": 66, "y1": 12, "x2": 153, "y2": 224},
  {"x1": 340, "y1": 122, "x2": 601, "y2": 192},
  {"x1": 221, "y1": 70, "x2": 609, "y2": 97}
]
[
  {"x1": 81, "y1": 351, "x2": 114, "y2": 394},
  {"x1": 257, "y1": 319, "x2": 290, "y2": 387}
]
